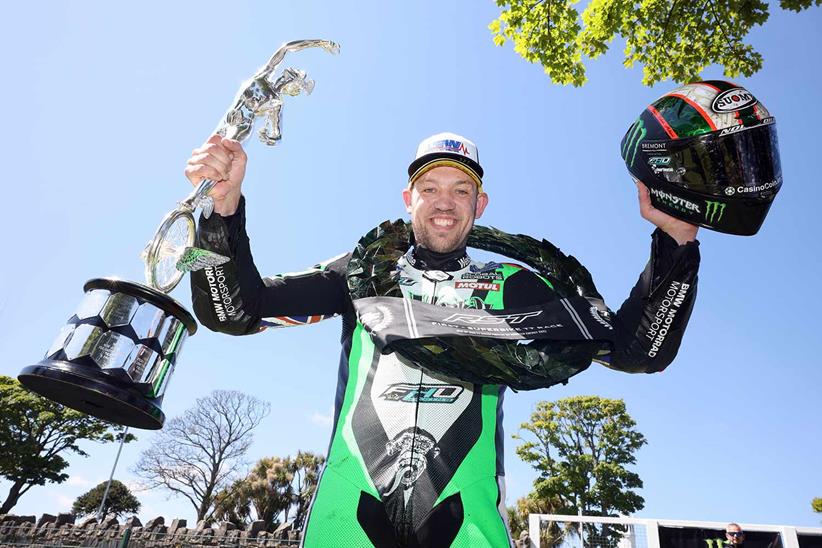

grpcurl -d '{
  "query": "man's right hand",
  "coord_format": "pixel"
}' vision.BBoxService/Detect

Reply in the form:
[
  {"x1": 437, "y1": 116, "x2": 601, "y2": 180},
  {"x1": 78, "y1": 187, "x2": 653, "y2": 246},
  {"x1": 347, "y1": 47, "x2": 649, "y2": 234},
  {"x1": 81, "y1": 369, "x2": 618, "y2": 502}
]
[{"x1": 184, "y1": 135, "x2": 247, "y2": 217}]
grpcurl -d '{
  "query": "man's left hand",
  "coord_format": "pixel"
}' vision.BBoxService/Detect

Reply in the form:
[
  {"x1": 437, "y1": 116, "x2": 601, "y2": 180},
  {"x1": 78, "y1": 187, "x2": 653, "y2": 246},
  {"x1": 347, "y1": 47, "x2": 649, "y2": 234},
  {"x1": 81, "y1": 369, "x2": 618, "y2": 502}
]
[{"x1": 636, "y1": 181, "x2": 699, "y2": 245}]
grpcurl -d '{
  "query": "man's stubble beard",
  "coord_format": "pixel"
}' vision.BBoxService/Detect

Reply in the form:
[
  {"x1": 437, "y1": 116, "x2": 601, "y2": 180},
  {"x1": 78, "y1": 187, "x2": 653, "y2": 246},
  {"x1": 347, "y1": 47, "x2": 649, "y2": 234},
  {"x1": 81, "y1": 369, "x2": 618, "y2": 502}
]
[{"x1": 411, "y1": 219, "x2": 473, "y2": 254}]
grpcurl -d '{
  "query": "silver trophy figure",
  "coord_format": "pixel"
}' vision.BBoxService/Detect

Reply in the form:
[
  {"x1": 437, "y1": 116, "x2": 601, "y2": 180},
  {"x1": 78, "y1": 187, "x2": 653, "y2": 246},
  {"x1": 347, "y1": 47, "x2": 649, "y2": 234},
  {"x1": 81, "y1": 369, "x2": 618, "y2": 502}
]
[
  {"x1": 19, "y1": 40, "x2": 339, "y2": 429},
  {"x1": 144, "y1": 39, "x2": 340, "y2": 294}
]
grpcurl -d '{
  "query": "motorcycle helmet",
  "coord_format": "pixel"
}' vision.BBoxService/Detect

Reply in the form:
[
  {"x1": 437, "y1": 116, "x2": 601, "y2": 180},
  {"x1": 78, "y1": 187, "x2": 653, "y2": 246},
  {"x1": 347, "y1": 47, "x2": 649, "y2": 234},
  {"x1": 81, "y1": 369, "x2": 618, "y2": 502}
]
[{"x1": 621, "y1": 81, "x2": 782, "y2": 235}]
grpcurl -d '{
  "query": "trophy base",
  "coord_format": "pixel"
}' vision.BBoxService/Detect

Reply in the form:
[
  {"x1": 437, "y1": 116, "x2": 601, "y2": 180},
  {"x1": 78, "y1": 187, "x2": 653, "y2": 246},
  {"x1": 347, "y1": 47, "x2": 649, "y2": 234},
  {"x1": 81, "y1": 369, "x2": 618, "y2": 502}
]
[{"x1": 19, "y1": 360, "x2": 165, "y2": 430}]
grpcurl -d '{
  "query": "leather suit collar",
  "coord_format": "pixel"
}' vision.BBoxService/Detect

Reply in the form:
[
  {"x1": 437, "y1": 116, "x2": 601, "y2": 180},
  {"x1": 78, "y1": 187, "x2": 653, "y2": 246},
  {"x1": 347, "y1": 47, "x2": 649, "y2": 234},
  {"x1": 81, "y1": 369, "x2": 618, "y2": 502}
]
[{"x1": 406, "y1": 246, "x2": 470, "y2": 271}]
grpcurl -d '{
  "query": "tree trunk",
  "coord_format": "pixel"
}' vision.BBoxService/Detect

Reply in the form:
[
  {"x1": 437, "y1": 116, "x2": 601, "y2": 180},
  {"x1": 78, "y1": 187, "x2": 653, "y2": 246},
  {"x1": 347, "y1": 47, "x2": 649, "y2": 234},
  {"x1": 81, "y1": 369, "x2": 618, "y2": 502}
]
[
  {"x1": 197, "y1": 492, "x2": 213, "y2": 522},
  {"x1": 0, "y1": 480, "x2": 26, "y2": 514},
  {"x1": 197, "y1": 500, "x2": 207, "y2": 522}
]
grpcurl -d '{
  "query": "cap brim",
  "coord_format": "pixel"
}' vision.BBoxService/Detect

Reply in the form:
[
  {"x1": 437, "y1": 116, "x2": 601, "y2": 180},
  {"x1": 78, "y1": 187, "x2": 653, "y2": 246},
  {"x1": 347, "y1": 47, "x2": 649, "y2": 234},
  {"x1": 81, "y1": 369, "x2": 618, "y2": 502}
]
[
  {"x1": 409, "y1": 151, "x2": 483, "y2": 177},
  {"x1": 408, "y1": 158, "x2": 483, "y2": 191}
]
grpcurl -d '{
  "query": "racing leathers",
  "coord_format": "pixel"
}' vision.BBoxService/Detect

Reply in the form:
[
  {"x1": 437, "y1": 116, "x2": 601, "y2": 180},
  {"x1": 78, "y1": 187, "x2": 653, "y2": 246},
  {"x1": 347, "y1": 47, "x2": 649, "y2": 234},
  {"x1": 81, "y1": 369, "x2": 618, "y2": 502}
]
[{"x1": 190, "y1": 197, "x2": 700, "y2": 547}]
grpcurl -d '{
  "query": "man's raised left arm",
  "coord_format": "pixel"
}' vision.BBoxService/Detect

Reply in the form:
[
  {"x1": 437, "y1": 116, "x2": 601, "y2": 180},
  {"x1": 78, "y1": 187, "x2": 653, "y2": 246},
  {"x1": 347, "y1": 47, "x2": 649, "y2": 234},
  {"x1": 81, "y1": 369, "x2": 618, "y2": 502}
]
[{"x1": 597, "y1": 181, "x2": 701, "y2": 372}]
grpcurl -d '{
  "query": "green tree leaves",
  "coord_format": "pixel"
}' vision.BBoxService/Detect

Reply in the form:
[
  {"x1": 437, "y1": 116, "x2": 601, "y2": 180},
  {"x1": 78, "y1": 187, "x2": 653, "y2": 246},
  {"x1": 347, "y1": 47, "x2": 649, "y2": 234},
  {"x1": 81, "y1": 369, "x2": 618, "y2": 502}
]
[
  {"x1": 508, "y1": 492, "x2": 565, "y2": 545},
  {"x1": 781, "y1": 0, "x2": 822, "y2": 12},
  {"x1": 71, "y1": 480, "x2": 141, "y2": 518},
  {"x1": 490, "y1": 0, "x2": 586, "y2": 85},
  {"x1": 213, "y1": 451, "x2": 325, "y2": 532},
  {"x1": 0, "y1": 375, "x2": 125, "y2": 514},
  {"x1": 490, "y1": 0, "x2": 819, "y2": 86},
  {"x1": 514, "y1": 395, "x2": 646, "y2": 518}
]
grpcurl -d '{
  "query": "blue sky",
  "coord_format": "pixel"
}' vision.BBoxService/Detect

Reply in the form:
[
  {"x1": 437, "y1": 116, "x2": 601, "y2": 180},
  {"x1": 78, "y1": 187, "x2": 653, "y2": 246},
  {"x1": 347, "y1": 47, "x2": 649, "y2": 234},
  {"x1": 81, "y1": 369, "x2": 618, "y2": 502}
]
[{"x1": 1, "y1": 0, "x2": 820, "y2": 528}]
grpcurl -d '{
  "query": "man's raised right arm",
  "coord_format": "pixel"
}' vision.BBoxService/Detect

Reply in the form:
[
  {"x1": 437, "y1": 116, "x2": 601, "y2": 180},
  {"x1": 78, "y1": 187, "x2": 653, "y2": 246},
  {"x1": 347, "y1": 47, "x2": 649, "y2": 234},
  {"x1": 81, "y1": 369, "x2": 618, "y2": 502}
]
[{"x1": 185, "y1": 137, "x2": 350, "y2": 335}]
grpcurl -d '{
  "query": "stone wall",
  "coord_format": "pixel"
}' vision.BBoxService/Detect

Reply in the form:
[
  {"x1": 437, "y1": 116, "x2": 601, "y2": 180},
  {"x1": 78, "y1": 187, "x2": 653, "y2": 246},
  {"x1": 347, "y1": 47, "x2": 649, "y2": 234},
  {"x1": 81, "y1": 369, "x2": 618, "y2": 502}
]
[{"x1": 0, "y1": 513, "x2": 300, "y2": 547}]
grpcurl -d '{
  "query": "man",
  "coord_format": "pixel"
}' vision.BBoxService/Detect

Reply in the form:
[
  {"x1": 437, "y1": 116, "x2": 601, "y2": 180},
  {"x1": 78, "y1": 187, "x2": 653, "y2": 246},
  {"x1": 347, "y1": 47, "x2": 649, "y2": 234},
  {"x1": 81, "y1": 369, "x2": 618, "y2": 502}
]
[
  {"x1": 726, "y1": 523, "x2": 746, "y2": 546},
  {"x1": 185, "y1": 132, "x2": 700, "y2": 547}
]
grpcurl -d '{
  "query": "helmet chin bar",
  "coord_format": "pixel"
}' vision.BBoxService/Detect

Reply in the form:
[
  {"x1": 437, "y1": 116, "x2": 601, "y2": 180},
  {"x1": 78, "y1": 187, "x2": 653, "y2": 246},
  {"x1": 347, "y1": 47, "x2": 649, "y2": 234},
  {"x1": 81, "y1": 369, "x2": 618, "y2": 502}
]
[{"x1": 642, "y1": 181, "x2": 776, "y2": 236}]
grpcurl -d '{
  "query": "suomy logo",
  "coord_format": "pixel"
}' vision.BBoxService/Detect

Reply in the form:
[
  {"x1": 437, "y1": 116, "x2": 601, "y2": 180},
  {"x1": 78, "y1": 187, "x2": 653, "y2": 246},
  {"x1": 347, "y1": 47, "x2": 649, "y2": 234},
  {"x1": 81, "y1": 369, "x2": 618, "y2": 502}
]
[
  {"x1": 705, "y1": 200, "x2": 726, "y2": 223},
  {"x1": 712, "y1": 88, "x2": 758, "y2": 113}
]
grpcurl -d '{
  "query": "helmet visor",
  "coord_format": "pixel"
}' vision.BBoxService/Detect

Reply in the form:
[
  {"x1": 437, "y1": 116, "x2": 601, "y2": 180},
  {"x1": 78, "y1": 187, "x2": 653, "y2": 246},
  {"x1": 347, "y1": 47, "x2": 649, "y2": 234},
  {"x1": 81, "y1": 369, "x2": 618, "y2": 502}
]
[{"x1": 642, "y1": 122, "x2": 782, "y2": 199}]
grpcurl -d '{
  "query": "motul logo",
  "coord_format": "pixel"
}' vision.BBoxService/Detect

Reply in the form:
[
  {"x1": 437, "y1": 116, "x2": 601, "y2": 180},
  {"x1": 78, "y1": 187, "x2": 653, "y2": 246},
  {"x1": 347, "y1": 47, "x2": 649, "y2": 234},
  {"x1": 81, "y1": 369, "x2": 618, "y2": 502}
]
[
  {"x1": 712, "y1": 88, "x2": 757, "y2": 113},
  {"x1": 455, "y1": 281, "x2": 500, "y2": 291}
]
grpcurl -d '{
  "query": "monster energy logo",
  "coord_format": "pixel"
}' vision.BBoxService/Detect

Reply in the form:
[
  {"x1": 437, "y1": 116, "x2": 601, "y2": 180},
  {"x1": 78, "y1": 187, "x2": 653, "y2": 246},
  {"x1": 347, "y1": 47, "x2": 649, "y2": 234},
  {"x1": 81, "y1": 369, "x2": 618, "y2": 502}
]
[
  {"x1": 649, "y1": 188, "x2": 701, "y2": 214},
  {"x1": 703, "y1": 538, "x2": 726, "y2": 548},
  {"x1": 622, "y1": 118, "x2": 646, "y2": 167},
  {"x1": 705, "y1": 200, "x2": 726, "y2": 223}
]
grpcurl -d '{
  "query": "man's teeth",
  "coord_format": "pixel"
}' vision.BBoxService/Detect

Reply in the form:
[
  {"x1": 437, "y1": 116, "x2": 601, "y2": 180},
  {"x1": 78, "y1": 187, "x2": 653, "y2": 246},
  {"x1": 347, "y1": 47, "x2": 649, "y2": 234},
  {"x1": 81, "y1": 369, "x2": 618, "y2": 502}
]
[{"x1": 433, "y1": 218, "x2": 455, "y2": 227}]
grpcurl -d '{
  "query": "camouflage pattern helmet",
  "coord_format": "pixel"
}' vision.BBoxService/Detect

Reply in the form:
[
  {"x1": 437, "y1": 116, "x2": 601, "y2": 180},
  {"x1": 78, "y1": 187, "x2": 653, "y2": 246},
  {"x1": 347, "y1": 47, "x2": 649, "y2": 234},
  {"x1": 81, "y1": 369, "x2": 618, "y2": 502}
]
[{"x1": 621, "y1": 81, "x2": 782, "y2": 236}]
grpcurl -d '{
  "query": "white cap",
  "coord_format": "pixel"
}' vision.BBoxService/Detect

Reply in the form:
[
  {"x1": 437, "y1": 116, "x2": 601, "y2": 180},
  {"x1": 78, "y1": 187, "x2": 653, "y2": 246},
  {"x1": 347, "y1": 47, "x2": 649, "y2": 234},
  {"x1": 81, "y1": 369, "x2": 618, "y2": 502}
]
[{"x1": 407, "y1": 132, "x2": 484, "y2": 189}]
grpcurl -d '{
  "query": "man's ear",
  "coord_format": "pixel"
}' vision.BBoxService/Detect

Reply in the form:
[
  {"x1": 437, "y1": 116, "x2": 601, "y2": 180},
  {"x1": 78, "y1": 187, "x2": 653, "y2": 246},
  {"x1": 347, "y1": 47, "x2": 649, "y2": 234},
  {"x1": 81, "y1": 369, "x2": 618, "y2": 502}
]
[
  {"x1": 402, "y1": 187, "x2": 413, "y2": 213},
  {"x1": 474, "y1": 192, "x2": 489, "y2": 220}
]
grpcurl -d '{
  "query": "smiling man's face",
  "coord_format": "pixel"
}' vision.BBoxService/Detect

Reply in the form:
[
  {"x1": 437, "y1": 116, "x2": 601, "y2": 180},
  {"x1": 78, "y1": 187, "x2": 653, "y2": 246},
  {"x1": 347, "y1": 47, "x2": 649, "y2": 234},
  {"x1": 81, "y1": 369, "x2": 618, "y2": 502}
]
[{"x1": 403, "y1": 166, "x2": 489, "y2": 253}]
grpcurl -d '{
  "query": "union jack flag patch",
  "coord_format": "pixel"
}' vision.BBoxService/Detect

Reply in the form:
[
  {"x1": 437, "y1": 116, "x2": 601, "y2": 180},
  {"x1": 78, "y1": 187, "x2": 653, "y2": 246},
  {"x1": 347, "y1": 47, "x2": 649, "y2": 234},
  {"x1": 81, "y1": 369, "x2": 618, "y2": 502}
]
[{"x1": 262, "y1": 315, "x2": 330, "y2": 329}]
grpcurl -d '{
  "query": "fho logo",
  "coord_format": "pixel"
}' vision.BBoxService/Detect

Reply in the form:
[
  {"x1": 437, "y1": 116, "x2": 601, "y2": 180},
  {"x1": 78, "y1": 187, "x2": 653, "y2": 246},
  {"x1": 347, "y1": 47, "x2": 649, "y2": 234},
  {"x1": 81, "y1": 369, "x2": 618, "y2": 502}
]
[{"x1": 712, "y1": 88, "x2": 758, "y2": 113}]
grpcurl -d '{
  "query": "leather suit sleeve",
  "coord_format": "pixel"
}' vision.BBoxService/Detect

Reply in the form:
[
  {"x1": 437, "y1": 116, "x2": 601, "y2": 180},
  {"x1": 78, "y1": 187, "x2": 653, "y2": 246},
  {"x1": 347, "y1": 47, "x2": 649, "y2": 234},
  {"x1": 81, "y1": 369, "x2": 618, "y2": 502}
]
[
  {"x1": 504, "y1": 229, "x2": 700, "y2": 373},
  {"x1": 189, "y1": 196, "x2": 351, "y2": 336},
  {"x1": 597, "y1": 228, "x2": 700, "y2": 373}
]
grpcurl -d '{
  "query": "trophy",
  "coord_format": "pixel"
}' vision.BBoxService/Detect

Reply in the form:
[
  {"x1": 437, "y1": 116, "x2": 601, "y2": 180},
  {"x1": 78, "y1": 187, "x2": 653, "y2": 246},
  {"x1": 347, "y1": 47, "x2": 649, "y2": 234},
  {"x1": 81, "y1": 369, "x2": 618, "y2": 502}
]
[{"x1": 18, "y1": 40, "x2": 340, "y2": 429}]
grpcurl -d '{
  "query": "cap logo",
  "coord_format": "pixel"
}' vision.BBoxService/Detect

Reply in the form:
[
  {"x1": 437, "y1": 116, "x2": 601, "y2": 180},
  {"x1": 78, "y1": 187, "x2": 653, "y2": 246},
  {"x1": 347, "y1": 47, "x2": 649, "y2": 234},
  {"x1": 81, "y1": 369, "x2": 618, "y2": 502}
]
[
  {"x1": 430, "y1": 139, "x2": 472, "y2": 157},
  {"x1": 712, "y1": 88, "x2": 758, "y2": 113}
]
